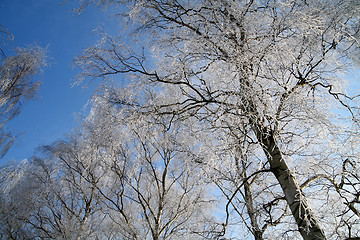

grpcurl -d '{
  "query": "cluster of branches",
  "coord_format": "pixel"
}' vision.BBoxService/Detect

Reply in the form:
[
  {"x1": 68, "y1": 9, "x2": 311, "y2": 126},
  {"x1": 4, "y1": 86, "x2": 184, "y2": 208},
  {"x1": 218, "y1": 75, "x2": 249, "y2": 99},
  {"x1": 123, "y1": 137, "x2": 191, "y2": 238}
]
[
  {"x1": 0, "y1": 25, "x2": 46, "y2": 158},
  {"x1": 0, "y1": 95, "x2": 220, "y2": 239},
  {"x1": 1, "y1": 0, "x2": 360, "y2": 239},
  {"x1": 1, "y1": 89, "x2": 358, "y2": 240}
]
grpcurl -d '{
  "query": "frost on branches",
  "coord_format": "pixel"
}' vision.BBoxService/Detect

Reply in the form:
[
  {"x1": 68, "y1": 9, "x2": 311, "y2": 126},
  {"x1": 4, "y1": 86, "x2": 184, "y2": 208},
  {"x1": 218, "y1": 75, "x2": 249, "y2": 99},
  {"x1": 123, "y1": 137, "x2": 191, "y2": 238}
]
[
  {"x1": 0, "y1": 45, "x2": 46, "y2": 158},
  {"x1": 0, "y1": 92, "x2": 218, "y2": 239},
  {"x1": 1, "y1": 0, "x2": 359, "y2": 239},
  {"x1": 74, "y1": 0, "x2": 360, "y2": 239}
]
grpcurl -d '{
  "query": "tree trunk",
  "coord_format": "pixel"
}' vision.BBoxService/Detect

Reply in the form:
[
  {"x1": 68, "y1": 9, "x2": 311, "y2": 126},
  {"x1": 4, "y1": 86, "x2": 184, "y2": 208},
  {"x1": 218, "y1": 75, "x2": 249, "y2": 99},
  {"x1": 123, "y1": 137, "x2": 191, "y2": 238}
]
[
  {"x1": 255, "y1": 126, "x2": 327, "y2": 240},
  {"x1": 243, "y1": 179, "x2": 264, "y2": 240},
  {"x1": 235, "y1": 147, "x2": 264, "y2": 240}
]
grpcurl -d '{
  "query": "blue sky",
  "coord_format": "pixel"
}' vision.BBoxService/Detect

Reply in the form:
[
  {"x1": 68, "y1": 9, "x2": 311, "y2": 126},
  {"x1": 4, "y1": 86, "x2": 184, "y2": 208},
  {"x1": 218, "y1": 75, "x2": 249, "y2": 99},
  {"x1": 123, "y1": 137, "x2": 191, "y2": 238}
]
[{"x1": 0, "y1": 0, "x2": 115, "y2": 163}]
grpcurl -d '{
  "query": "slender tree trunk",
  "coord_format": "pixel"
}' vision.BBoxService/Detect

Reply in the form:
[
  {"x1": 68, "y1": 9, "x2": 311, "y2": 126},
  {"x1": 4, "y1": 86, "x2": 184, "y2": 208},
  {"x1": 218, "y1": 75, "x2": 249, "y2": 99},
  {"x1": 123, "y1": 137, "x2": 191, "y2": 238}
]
[
  {"x1": 255, "y1": 126, "x2": 327, "y2": 240},
  {"x1": 235, "y1": 147, "x2": 264, "y2": 240},
  {"x1": 243, "y1": 178, "x2": 264, "y2": 240}
]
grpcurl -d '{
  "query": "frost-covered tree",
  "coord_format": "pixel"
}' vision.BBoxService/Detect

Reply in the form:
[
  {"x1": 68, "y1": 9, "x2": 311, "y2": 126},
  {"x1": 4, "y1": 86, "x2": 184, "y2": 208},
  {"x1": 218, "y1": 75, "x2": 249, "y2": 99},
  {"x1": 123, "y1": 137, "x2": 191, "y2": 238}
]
[
  {"x1": 0, "y1": 160, "x2": 37, "y2": 239},
  {"x1": 0, "y1": 91, "x2": 217, "y2": 239},
  {"x1": 0, "y1": 148, "x2": 104, "y2": 239},
  {"x1": 76, "y1": 92, "x2": 217, "y2": 239},
  {"x1": 75, "y1": 0, "x2": 360, "y2": 239},
  {"x1": 0, "y1": 45, "x2": 46, "y2": 158}
]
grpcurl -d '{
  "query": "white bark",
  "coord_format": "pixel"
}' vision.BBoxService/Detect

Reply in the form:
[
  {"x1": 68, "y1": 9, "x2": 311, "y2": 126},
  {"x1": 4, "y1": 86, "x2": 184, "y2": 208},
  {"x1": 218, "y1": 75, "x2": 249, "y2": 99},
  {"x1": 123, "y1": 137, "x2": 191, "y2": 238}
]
[{"x1": 256, "y1": 126, "x2": 326, "y2": 240}]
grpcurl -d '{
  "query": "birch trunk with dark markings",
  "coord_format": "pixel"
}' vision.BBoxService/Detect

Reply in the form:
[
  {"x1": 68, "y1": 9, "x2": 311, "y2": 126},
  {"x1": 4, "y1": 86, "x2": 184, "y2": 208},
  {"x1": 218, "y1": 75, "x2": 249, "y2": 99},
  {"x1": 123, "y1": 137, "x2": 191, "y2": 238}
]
[{"x1": 255, "y1": 125, "x2": 326, "y2": 240}]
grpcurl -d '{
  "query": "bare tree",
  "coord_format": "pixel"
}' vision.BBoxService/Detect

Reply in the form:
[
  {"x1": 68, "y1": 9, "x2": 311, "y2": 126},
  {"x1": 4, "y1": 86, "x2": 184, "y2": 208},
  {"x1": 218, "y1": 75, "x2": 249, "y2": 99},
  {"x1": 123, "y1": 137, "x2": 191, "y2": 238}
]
[
  {"x1": 0, "y1": 45, "x2": 46, "y2": 158},
  {"x1": 78, "y1": 91, "x2": 218, "y2": 239},
  {"x1": 0, "y1": 146, "x2": 105, "y2": 240},
  {"x1": 0, "y1": 160, "x2": 37, "y2": 240},
  {"x1": 75, "y1": 0, "x2": 360, "y2": 239},
  {"x1": 0, "y1": 90, "x2": 218, "y2": 239}
]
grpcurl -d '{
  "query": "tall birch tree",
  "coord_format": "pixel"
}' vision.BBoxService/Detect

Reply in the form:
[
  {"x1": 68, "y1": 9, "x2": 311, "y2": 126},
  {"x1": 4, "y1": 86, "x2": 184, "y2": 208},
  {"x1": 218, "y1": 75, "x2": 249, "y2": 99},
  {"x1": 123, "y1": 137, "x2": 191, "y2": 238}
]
[{"x1": 76, "y1": 0, "x2": 360, "y2": 239}]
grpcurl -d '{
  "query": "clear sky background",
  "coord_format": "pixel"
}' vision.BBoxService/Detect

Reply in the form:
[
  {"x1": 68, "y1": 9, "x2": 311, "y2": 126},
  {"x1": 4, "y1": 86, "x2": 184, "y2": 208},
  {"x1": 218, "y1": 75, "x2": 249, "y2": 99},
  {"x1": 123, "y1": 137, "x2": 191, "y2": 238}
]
[{"x1": 0, "y1": 0, "x2": 115, "y2": 164}]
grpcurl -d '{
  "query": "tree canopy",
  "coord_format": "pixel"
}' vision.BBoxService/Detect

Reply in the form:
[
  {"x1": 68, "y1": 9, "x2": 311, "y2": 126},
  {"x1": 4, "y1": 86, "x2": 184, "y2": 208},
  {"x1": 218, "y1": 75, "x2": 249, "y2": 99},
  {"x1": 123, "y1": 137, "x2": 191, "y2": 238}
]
[{"x1": 1, "y1": 0, "x2": 359, "y2": 239}]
